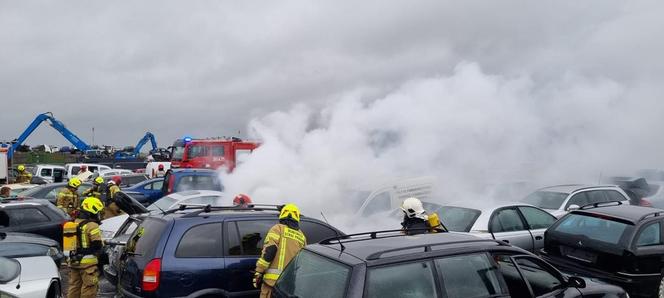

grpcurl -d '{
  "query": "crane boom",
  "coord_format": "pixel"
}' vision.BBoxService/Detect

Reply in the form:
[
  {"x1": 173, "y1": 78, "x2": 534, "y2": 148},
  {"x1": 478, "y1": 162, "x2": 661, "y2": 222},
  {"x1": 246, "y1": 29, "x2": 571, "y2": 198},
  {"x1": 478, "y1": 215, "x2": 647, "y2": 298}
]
[
  {"x1": 9, "y1": 112, "x2": 90, "y2": 159},
  {"x1": 114, "y1": 132, "x2": 158, "y2": 160}
]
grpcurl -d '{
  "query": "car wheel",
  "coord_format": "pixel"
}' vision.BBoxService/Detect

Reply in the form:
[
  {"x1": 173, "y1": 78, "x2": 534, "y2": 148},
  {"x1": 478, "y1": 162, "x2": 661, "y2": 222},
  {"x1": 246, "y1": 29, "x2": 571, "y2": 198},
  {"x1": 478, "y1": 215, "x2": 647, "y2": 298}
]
[{"x1": 47, "y1": 281, "x2": 62, "y2": 298}]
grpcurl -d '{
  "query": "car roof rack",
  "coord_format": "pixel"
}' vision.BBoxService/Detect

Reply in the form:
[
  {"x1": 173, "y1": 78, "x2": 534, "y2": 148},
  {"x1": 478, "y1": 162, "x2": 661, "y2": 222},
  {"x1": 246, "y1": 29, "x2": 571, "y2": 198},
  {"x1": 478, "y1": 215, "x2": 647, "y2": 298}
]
[
  {"x1": 579, "y1": 200, "x2": 623, "y2": 210},
  {"x1": 639, "y1": 211, "x2": 664, "y2": 221},
  {"x1": 176, "y1": 203, "x2": 283, "y2": 217},
  {"x1": 365, "y1": 238, "x2": 509, "y2": 260}
]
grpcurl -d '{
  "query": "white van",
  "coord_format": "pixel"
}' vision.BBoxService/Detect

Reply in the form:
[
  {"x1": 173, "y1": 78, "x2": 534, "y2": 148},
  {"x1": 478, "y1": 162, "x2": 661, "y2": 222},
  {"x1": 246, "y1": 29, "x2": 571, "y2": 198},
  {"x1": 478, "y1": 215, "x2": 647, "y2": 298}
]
[
  {"x1": 32, "y1": 164, "x2": 66, "y2": 183},
  {"x1": 65, "y1": 163, "x2": 112, "y2": 179},
  {"x1": 356, "y1": 176, "x2": 436, "y2": 217}
]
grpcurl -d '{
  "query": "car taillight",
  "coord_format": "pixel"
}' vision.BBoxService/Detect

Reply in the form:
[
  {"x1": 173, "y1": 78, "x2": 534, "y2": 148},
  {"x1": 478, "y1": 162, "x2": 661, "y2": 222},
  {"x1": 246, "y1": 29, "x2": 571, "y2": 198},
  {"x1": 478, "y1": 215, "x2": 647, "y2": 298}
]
[{"x1": 142, "y1": 258, "x2": 161, "y2": 292}]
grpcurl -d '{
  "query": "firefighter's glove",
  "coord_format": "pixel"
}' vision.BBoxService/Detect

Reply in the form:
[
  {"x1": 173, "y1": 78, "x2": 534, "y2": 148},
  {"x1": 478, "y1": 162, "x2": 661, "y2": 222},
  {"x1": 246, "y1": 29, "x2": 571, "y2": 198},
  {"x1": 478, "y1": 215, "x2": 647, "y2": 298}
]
[{"x1": 253, "y1": 272, "x2": 263, "y2": 289}]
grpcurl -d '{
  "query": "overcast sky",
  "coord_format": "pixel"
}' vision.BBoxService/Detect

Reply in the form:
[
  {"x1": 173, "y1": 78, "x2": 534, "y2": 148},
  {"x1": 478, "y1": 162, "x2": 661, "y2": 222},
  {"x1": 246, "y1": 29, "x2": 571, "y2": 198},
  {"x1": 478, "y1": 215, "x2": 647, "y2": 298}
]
[{"x1": 1, "y1": 1, "x2": 662, "y2": 148}]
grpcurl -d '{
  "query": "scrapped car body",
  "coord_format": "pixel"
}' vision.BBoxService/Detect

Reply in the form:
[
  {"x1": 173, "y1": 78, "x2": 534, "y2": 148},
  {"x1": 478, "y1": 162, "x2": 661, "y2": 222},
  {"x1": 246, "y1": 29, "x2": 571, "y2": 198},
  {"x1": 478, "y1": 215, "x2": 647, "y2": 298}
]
[
  {"x1": 0, "y1": 256, "x2": 61, "y2": 298},
  {"x1": 438, "y1": 203, "x2": 558, "y2": 252},
  {"x1": 0, "y1": 232, "x2": 64, "y2": 266},
  {"x1": 273, "y1": 231, "x2": 627, "y2": 298},
  {"x1": 0, "y1": 198, "x2": 69, "y2": 244},
  {"x1": 522, "y1": 184, "x2": 630, "y2": 218},
  {"x1": 357, "y1": 176, "x2": 435, "y2": 217},
  {"x1": 541, "y1": 202, "x2": 664, "y2": 297}
]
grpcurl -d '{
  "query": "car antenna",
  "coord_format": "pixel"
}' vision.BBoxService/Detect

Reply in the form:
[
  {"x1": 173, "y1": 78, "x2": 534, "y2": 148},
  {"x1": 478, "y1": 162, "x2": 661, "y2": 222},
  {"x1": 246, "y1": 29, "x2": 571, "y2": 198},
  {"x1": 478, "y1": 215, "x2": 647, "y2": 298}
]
[
  {"x1": 597, "y1": 172, "x2": 603, "y2": 184},
  {"x1": 320, "y1": 212, "x2": 345, "y2": 256}
]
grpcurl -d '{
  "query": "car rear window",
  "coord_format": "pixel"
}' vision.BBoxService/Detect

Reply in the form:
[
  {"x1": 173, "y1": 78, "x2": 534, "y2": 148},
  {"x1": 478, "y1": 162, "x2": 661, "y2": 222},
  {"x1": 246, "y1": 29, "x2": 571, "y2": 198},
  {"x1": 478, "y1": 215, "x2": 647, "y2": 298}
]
[
  {"x1": 438, "y1": 206, "x2": 481, "y2": 232},
  {"x1": 175, "y1": 175, "x2": 223, "y2": 192},
  {"x1": 275, "y1": 250, "x2": 349, "y2": 298},
  {"x1": 435, "y1": 253, "x2": 506, "y2": 297},
  {"x1": 127, "y1": 218, "x2": 168, "y2": 258},
  {"x1": 553, "y1": 213, "x2": 631, "y2": 245},
  {"x1": 523, "y1": 191, "x2": 568, "y2": 210},
  {"x1": 0, "y1": 243, "x2": 49, "y2": 258}
]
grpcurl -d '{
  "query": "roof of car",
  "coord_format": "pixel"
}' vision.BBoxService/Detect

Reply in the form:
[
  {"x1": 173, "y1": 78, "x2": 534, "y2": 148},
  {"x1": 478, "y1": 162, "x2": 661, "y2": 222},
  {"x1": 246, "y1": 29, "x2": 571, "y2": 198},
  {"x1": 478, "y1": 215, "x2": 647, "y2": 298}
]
[
  {"x1": 163, "y1": 190, "x2": 225, "y2": 201},
  {"x1": 309, "y1": 231, "x2": 509, "y2": 265},
  {"x1": 0, "y1": 232, "x2": 57, "y2": 246},
  {"x1": 536, "y1": 184, "x2": 619, "y2": 194},
  {"x1": 0, "y1": 198, "x2": 51, "y2": 207},
  {"x1": 169, "y1": 168, "x2": 218, "y2": 174},
  {"x1": 572, "y1": 204, "x2": 664, "y2": 224}
]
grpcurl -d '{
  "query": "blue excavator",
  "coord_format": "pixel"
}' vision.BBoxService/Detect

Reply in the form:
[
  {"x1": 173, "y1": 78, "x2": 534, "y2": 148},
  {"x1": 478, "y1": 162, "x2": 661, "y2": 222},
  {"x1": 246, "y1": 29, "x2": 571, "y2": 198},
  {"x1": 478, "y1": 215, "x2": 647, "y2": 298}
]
[
  {"x1": 8, "y1": 112, "x2": 91, "y2": 159},
  {"x1": 114, "y1": 132, "x2": 160, "y2": 160}
]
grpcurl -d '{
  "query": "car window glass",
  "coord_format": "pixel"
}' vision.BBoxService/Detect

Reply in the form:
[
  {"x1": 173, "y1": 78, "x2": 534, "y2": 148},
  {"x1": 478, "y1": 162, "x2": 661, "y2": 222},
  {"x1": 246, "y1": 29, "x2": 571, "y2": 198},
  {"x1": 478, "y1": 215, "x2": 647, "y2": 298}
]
[
  {"x1": 494, "y1": 255, "x2": 532, "y2": 297},
  {"x1": 490, "y1": 208, "x2": 525, "y2": 233},
  {"x1": 46, "y1": 189, "x2": 60, "y2": 201},
  {"x1": 175, "y1": 176, "x2": 220, "y2": 192},
  {"x1": 566, "y1": 192, "x2": 589, "y2": 208},
  {"x1": 228, "y1": 220, "x2": 276, "y2": 256},
  {"x1": 210, "y1": 145, "x2": 224, "y2": 156},
  {"x1": 71, "y1": 166, "x2": 80, "y2": 175},
  {"x1": 187, "y1": 145, "x2": 208, "y2": 158},
  {"x1": 121, "y1": 221, "x2": 139, "y2": 236},
  {"x1": 361, "y1": 192, "x2": 391, "y2": 216},
  {"x1": 127, "y1": 218, "x2": 168, "y2": 257},
  {"x1": 438, "y1": 206, "x2": 482, "y2": 232},
  {"x1": 276, "y1": 250, "x2": 349, "y2": 298},
  {"x1": 435, "y1": 253, "x2": 505, "y2": 298},
  {"x1": 366, "y1": 261, "x2": 438, "y2": 298},
  {"x1": 40, "y1": 168, "x2": 52, "y2": 176},
  {"x1": 514, "y1": 257, "x2": 563, "y2": 297},
  {"x1": 554, "y1": 213, "x2": 629, "y2": 245},
  {"x1": 152, "y1": 180, "x2": 163, "y2": 190},
  {"x1": 606, "y1": 190, "x2": 627, "y2": 202},
  {"x1": 7, "y1": 208, "x2": 50, "y2": 225},
  {"x1": 518, "y1": 207, "x2": 556, "y2": 230},
  {"x1": 175, "y1": 223, "x2": 223, "y2": 258},
  {"x1": 586, "y1": 191, "x2": 609, "y2": 204},
  {"x1": 0, "y1": 243, "x2": 49, "y2": 258},
  {"x1": 637, "y1": 222, "x2": 662, "y2": 247},
  {"x1": 522, "y1": 191, "x2": 568, "y2": 210},
  {"x1": 299, "y1": 221, "x2": 338, "y2": 244},
  {"x1": 0, "y1": 211, "x2": 9, "y2": 227},
  {"x1": 183, "y1": 196, "x2": 220, "y2": 206}
]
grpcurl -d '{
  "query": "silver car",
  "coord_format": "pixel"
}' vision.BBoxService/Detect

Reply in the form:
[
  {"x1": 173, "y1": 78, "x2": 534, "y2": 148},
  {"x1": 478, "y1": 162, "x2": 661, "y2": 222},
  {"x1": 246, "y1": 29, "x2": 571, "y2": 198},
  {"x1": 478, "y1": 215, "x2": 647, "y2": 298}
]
[
  {"x1": 521, "y1": 184, "x2": 630, "y2": 218},
  {"x1": 0, "y1": 256, "x2": 61, "y2": 298},
  {"x1": 435, "y1": 203, "x2": 557, "y2": 252}
]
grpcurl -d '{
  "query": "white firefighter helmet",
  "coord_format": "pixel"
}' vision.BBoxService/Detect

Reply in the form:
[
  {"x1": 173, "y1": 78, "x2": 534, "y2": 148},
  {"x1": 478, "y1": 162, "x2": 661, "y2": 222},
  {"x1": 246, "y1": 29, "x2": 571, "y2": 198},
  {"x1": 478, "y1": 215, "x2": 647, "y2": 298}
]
[{"x1": 401, "y1": 197, "x2": 427, "y2": 220}]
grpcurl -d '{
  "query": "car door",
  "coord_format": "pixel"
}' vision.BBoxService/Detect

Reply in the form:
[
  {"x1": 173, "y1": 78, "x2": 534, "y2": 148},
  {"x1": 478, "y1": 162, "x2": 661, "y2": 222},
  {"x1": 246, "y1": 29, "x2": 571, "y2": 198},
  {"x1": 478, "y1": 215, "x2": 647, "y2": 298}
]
[
  {"x1": 143, "y1": 180, "x2": 164, "y2": 202},
  {"x1": 493, "y1": 254, "x2": 582, "y2": 298},
  {"x1": 434, "y1": 253, "x2": 509, "y2": 297},
  {"x1": 223, "y1": 219, "x2": 276, "y2": 293},
  {"x1": 490, "y1": 207, "x2": 534, "y2": 251},
  {"x1": 631, "y1": 220, "x2": 664, "y2": 276},
  {"x1": 161, "y1": 222, "x2": 224, "y2": 297},
  {"x1": 517, "y1": 206, "x2": 557, "y2": 250}
]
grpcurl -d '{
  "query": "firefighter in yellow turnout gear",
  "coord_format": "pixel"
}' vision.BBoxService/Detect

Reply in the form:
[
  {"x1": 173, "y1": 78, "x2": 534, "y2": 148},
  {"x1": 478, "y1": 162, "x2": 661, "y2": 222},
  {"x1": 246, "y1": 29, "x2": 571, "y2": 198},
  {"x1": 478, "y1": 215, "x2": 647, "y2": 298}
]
[
  {"x1": 15, "y1": 164, "x2": 32, "y2": 183},
  {"x1": 253, "y1": 204, "x2": 307, "y2": 298},
  {"x1": 104, "y1": 176, "x2": 123, "y2": 219},
  {"x1": 82, "y1": 176, "x2": 104, "y2": 200},
  {"x1": 66, "y1": 197, "x2": 104, "y2": 298},
  {"x1": 57, "y1": 177, "x2": 81, "y2": 217}
]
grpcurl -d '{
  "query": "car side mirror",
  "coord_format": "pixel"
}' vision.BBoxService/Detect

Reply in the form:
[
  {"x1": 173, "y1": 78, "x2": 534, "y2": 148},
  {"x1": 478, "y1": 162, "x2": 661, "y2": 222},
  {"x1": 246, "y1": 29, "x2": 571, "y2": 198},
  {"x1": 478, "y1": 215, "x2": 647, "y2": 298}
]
[
  {"x1": 567, "y1": 204, "x2": 580, "y2": 211},
  {"x1": 567, "y1": 276, "x2": 586, "y2": 288}
]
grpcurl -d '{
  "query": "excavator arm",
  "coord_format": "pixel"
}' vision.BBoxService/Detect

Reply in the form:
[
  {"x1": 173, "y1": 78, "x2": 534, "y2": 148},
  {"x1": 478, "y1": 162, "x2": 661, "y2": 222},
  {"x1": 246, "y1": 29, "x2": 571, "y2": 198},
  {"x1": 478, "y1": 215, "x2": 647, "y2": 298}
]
[
  {"x1": 133, "y1": 132, "x2": 158, "y2": 155},
  {"x1": 9, "y1": 112, "x2": 90, "y2": 159}
]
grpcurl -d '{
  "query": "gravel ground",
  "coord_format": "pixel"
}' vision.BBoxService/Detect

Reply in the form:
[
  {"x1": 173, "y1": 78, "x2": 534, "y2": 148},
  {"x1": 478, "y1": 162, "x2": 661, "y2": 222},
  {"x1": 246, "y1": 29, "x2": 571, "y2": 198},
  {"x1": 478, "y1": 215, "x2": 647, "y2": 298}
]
[{"x1": 59, "y1": 266, "x2": 117, "y2": 298}]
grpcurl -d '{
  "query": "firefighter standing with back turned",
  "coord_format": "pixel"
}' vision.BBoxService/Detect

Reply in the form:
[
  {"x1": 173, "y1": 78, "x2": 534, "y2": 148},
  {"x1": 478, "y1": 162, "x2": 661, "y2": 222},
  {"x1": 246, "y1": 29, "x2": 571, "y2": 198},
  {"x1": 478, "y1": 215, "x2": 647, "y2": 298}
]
[
  {"x1": 57, "y1": 177, "x2": 82, "y2": 217},
  {"x1": 66, "y1": 197, "x2": 104, "y2": 298},
  {"x1": 253, "y1": 204, "x2": 307, "y2": 298}
]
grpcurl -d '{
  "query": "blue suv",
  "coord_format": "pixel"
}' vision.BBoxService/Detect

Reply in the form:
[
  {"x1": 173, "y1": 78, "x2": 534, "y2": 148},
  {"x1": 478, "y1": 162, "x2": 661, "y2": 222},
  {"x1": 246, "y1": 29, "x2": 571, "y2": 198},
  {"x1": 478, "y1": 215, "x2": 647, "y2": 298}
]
[
  {"x1": 117, "y1": 205, "x2": 344, "y2": 298},
  {"x1": 123, "y1": 178, "x2": 165, "y2": 205}
]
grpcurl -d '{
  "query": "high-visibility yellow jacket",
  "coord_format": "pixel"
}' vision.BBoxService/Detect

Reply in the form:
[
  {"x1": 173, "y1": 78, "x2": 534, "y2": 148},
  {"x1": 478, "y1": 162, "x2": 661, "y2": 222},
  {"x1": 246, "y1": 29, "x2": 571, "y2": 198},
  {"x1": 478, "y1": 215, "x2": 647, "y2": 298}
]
[
  {"x1": 69, "y1": 218, "x2": 102, "y2": 268},
  {"x1": 254, "y1": 223, "x2": 306, "y2": 286},
  {"x1": 15, "y1": 171, "x2": 32, "y2": 183},
  {"x1": 82, "y1": 185, "x2": 102, "y2": 200},
  {"x1": 56, "y1": 187, "x2": 79, "y2": 216}
]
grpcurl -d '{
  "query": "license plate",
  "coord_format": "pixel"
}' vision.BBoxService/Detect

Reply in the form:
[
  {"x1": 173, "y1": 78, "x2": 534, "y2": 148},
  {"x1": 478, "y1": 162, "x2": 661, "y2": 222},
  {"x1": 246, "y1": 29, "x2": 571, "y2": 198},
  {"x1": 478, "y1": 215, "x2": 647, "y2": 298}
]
[{"x1": 560, "y1": 246, "x2": 597, "y2": 263}]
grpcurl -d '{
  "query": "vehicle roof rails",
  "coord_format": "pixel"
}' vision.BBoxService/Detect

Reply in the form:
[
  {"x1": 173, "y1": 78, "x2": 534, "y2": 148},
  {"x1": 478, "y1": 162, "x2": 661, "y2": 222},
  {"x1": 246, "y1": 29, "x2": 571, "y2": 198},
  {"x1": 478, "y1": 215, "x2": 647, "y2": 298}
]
[
  {"x1": 639, "y1": 211, "x2": 664, "y2": 221},
  {"x1": 579, "y1": 200, "x2": 623, "y2": 210},
  {"x1": 177, "y1": 203, "x2": 283, "y2": 218},
  {"x1": 320, "y1": 229, "x2": 506, "y2": 260}
]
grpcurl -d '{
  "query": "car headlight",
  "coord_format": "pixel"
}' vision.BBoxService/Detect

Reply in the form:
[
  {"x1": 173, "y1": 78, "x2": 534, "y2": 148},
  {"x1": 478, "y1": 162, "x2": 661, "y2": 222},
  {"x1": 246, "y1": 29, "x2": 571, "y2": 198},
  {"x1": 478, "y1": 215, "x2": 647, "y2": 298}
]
[
  {"x1": 47, "y1": 247, "x2": 59, "y2": 257},
  {"x1": 102, "y1": 230, "x2": 115, "y2": 239}
]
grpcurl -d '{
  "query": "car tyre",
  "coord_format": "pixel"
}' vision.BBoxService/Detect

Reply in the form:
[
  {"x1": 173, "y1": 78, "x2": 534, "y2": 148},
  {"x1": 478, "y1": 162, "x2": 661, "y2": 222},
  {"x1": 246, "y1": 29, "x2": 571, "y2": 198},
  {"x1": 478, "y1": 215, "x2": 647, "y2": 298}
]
[{"x1": 47, "y1": 281, "x2": 62, "y2": 298}]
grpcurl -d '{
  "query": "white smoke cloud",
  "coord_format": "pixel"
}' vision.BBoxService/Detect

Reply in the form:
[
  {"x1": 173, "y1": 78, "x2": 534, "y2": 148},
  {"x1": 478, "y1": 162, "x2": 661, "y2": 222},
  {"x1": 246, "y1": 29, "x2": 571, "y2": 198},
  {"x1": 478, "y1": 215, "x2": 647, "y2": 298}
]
[{"x1": 222, "y1": 62, "x2": 663, "y2": 232}]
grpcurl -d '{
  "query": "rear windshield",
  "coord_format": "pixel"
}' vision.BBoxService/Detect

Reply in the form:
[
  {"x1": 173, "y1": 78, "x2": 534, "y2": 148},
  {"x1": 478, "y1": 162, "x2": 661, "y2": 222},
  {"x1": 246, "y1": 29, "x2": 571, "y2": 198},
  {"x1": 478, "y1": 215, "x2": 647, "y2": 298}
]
[
  {"x1": 0, "y1": 243, "x2": 50, "y2": 258},
  {"x1": 127, "y1": 218, "x2": 168, "y2": 258},
  {"x1": 175, "y1": 175, "x2": 223, "y2": 192},
  {"x1": 523, "y1": 191, "x2": 568, "y2": 210},
  {"x1": 275, "y1": 250, "x2": 350, "y2": 298},
  {"x1": 553, "y1": 213, "x2": 631, "y2": 245},
  {"x1": 438, "y1": 206, "x2": 481, "y2": 232}
]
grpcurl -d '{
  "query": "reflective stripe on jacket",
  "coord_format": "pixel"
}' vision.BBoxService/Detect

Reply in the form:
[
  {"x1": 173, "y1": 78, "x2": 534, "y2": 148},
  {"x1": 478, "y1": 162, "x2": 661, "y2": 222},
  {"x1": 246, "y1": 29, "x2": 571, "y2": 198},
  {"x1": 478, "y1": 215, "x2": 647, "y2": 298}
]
[
  {"x1": 70, "y1": 219, "x2": 101, "y2": 268},
  {"x1": 56, "y1": 187, "x2": 79, "y2": 215},
  {"x1": 255, "y1": 223, "x2": 306, "y2": 286}
]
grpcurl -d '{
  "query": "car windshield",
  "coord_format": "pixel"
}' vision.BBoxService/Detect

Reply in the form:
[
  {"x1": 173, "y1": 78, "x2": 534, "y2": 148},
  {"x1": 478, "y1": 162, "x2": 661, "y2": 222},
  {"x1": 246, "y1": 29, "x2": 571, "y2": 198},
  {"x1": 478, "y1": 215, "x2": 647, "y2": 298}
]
[
  {"x1": 0, "y1": 243, "x2": 49, "y2": 258},
  {"x1": 522, "y1": 191, "x2": 568, "y2": 210},
  {"x1": 171, "y1": 146, "x2": 185, "y2": 160},
  {"x1": 553, "y1": 213, "x2": 631, "y2": 245},
  {"x1": 147, "y1": 196, "x2": 177, "y2": 212},
  {"x1": 275, "y1": 250, "x2": 350, "y2": 298},
  {"x1": 0, "y1": 257, "x2": 20, "y2": 283},
  {"x1": 438, "y1": 206, "x2": 482, "y2": 232}
]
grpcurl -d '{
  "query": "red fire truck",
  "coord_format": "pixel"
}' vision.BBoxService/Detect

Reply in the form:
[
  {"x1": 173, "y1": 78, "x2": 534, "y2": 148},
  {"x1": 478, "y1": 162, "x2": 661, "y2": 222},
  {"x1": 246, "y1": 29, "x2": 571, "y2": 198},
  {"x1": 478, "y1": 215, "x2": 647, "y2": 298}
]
[{"x1": 170, "y1": 137, "x2": 260, "y2": 172}]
